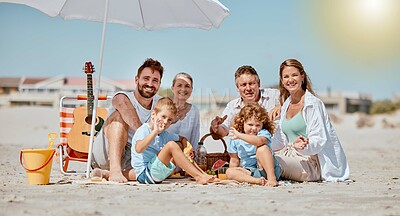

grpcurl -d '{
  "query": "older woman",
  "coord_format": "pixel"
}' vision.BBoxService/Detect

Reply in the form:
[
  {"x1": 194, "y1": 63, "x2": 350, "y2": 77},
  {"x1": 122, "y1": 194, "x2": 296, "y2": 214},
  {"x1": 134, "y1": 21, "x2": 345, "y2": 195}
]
[
  {"x1": 272, "y1": 59, "x2": 350, "y2": 182},
  {"x1": 166, "y1": 72, "x2": 200, "y2": 149}
]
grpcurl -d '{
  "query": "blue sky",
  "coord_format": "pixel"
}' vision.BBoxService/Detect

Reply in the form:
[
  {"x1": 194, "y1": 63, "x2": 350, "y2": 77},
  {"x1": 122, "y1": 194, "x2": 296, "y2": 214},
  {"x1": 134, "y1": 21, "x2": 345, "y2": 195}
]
[{"x1": 1, "y1": 0, "x2": 399, "y2": 100}]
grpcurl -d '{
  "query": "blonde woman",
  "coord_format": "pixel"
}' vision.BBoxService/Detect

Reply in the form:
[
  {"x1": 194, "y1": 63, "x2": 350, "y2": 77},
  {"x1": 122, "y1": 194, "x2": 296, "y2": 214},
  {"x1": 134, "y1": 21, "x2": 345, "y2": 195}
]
[{"x1": 167, "y1": 72, "x2": 200, "y2": 149}]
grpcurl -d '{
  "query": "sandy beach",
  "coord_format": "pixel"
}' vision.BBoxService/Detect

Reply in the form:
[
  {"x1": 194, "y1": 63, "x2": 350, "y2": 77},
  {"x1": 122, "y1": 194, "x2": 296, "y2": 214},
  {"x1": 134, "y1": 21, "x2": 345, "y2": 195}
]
[{"x1": 1, "y1": 106, "x2": 400, "y2": 215}]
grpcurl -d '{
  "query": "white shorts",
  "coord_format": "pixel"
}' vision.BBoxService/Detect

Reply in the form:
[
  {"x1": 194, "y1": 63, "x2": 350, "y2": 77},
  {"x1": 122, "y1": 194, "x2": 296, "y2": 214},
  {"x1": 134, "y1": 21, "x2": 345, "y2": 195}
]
[
  {"x1": 275, "y1": 147, "x2": 321, "y2": 182},
  {"x1": 91, "y1": 128, "x2": 132, "y2": 171}
]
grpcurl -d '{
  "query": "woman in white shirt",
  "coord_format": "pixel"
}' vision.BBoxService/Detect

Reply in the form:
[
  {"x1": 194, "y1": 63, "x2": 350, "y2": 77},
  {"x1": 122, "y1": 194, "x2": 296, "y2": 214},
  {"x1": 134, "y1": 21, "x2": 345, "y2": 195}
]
[
  {"x1": 272, "y1": 59, "x2": 350, "y2": 182},
  {"x1": 167, "y1": 72, "x2": 200, "y2": 150}
]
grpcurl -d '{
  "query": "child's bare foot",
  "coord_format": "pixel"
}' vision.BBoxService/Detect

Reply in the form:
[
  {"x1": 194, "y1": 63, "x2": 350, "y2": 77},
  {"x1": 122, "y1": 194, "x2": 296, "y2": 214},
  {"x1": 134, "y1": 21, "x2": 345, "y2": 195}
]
[
  {"x1": 195, "y1": 174, "x2": 220, "y2": 184},
  {"x1": 109, "y1": 170, "x2": 127, "y2": 183},
  {"x1": 258, "y1": 177, "x2": 267, "y2": 186},
  {"x1": 265, "y1": 179, "x2": 278, "y2": 187}
]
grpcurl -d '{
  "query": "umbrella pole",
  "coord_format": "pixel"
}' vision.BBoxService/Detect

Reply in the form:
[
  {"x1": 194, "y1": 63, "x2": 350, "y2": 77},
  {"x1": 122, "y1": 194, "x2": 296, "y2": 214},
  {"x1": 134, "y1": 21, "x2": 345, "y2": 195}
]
[{"x1": 86, "y1": 0, "x2": 110, "y2": 178}]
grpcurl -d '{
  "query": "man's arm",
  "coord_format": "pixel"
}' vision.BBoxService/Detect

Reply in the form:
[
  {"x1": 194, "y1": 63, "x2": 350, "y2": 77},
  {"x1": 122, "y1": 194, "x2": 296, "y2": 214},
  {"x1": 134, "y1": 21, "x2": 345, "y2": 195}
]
[
  {"x1": 112, "y1": 93, "x2": 142, "y2": 131},
  {"x1": 209, "y1": 115, "x2": 229, "y2": 139}
]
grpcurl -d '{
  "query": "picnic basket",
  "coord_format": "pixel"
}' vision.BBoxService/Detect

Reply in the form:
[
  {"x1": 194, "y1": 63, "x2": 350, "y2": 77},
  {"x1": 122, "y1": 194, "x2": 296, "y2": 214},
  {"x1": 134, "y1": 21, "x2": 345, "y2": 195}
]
[{"x1": 198, "y1": 133, "x2": 230, "y2": 170}]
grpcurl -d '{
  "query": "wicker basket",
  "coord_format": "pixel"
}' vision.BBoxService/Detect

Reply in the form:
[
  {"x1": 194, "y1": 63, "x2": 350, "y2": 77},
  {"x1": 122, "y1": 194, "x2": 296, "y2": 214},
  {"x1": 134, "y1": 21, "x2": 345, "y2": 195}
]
[{"x1": 198, "y1": 133, "x2": 230, "y2": 170}]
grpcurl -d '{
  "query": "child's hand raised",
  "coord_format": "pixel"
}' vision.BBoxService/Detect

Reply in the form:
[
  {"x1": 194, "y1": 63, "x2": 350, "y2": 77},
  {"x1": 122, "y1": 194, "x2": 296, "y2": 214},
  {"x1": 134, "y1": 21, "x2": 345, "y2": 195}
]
[
  {"x1": 153, "y1": 118, "x2": 166, "y2": 134},
  {"x1": 229, "y1": 127, "x2": 241, "y2": 140}
]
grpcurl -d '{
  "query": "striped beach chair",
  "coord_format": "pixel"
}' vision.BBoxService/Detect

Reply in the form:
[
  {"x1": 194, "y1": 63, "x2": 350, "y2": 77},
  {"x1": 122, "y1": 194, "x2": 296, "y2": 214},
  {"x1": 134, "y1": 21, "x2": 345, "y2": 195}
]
[{"x1": 56, "y1": 95, "x2": 110, "y2": 175}]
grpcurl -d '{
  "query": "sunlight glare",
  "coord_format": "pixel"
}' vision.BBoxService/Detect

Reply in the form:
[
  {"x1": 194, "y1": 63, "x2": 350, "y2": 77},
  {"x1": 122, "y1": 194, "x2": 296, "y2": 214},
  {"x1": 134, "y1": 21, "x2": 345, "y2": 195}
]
[
  {"x1": 358, "y1": 0, "x2": 387, "y2": 20},
  {"x1": 310, "y1": 0, "x2": 400, "y2": 65},
  {"x1": 351, "y1": 0, "x2": 394, "y2": 27}
]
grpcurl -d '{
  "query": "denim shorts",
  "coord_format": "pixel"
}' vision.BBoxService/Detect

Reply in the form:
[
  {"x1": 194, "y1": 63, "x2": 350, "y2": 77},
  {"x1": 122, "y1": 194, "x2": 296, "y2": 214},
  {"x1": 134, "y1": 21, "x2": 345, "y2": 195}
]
[{"x1": 246, "y1": 155, "x2": 282, "y2": 180}]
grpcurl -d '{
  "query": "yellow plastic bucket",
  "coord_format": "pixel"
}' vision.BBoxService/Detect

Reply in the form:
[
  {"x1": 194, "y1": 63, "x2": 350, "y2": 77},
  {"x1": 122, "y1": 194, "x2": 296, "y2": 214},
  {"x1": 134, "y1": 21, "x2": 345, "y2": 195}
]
[
  {"x1": 20, "y1": 148, "x2": 55, "y2": 185},
  {"x1": 19, "y1": 132, "x2": 57, "y2": 185}
]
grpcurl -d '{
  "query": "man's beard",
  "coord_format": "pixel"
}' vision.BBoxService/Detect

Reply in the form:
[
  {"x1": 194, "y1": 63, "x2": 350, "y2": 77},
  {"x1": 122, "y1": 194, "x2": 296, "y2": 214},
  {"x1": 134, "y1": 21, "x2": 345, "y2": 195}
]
[{"x1": 137, "y1": 82, "x2": 158, "y2": 98}]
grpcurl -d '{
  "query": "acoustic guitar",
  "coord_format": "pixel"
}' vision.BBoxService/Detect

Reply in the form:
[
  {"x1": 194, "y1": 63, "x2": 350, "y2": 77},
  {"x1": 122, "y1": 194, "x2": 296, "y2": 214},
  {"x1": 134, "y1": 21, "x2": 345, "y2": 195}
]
[{"x1": 67, "y1": 62, "x2": 108, "y2": 153}]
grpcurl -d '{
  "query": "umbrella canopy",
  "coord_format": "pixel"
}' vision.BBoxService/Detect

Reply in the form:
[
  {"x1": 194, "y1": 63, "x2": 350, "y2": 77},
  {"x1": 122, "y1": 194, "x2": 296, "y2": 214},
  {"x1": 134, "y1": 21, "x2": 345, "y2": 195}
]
[
  {"x1": 0, "y1": 0, "x2": 229, "y2": 30},
  {"x1": 1, "y1": 0, "x2": 230, "y2": 178}
]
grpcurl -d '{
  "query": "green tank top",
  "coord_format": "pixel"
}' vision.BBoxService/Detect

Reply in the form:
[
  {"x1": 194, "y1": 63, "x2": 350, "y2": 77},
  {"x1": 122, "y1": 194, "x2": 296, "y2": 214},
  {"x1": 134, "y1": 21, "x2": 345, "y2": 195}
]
[{"x1": 282, "y1": 111, "x2": 307, "y2": 143}]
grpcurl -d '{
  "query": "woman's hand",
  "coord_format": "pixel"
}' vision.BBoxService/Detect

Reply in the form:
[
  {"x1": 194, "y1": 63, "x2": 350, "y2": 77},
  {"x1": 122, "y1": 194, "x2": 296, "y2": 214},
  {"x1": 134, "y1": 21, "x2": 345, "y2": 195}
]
[
  {"x1": 268, "y1": 105, "x2": 281, "y2": 121},
  {"x1": 293, "y1": 135, "x2": 309, "y2": 150}
]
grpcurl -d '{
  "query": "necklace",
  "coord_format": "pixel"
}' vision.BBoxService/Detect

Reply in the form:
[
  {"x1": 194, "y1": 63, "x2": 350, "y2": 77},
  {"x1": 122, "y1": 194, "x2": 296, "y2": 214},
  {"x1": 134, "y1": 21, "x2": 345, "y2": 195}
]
[
  {"x1": 286, "y1": 96, "x2": 304, "y2": 119},
  {"x1": 290, "y1": 93, "x2": 305, "y2": 105},
  {"x1": 176, "y1": 102, "x2": 188, "y2": 112},
  {"x1": 173, "y1": 102, "x2": 190, "y2": 123},
  {"x1": 289, "y1": 101, "x2": 303, "y2": 109},
  {"x1": 288, "y1": 94, "x2": 305, "y2": 111}
]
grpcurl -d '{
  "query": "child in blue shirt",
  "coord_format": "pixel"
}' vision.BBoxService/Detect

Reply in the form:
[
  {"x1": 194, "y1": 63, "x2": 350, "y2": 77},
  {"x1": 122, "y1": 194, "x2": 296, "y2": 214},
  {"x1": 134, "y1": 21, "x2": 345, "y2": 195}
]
[
  {"x1": 227, "y1": 103, "x2": 281, "y2": 186},
  {"x1": 131, "y1": 97, "x2": 218, "y2": 184}
]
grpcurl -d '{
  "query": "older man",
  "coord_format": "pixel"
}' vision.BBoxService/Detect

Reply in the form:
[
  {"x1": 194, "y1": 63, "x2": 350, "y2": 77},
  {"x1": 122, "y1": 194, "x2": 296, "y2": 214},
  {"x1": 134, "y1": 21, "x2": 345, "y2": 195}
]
[{"x1": 210, "y1": 65, "x2": 280, "y2": 139}]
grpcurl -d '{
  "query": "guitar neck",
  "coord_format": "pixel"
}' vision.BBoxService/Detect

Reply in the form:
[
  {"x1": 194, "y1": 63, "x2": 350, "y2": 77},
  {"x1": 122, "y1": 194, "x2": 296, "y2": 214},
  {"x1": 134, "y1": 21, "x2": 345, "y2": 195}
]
[{"x1": 87, "y1": 73, "x2": 94, "y2": 118}]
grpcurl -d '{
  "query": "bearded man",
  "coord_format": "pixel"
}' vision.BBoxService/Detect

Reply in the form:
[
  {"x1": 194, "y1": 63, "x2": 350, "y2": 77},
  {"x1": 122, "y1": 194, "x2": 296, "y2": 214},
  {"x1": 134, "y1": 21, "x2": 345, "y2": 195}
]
[{"x1": 92, "y1": 58, "x2": 164, "y2": 182}]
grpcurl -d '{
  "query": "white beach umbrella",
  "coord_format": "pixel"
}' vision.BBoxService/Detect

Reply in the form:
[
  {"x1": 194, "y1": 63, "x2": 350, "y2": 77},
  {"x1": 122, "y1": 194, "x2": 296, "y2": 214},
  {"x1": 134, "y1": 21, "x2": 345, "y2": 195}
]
[{"x1": 1, "y1": 0, "x2": 230, "y2": 177}]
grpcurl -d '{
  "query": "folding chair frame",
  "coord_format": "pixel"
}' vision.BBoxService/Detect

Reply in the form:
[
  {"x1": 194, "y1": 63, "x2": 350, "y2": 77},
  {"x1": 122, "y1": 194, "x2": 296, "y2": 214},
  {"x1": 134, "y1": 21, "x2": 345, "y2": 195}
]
[{"x1": 57, "y1": 95, "x2": 111, "y2": 175}]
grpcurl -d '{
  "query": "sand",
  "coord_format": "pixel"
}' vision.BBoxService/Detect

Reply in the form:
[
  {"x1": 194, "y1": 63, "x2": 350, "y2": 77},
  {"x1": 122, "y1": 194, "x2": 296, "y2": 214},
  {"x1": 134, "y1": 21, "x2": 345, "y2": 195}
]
[{"x1": 1, "y1": 106, "x2": 400, "y2": 215}]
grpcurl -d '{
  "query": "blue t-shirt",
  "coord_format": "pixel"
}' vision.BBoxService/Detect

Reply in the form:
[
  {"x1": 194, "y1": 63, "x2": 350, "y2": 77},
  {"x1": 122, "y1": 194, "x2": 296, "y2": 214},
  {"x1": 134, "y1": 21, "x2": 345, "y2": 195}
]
[
  {"x1": 228, "y1": 129, "x2": 272, "y2": 168},
  {"x1": 131, "y1": 123, "x2": 179, "y2": 177}
]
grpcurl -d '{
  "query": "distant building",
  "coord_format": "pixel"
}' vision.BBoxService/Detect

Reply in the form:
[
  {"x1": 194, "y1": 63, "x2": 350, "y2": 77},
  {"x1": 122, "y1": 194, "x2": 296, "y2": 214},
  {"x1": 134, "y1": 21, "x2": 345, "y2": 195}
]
[
  {"x1": 318, "y1": 91, "x2": 372, "y2": 114},
  {"x1": 190, "y1": 90, "x2": 373, "y2": 114},
  {"x1": 263, "y1": 85, "x2": 373, "y2": 114},
  {"x1": 190, "y1": 94, "x2": 237, "y2": 110},
  {"x1": 0, "y1": 77, "x2": 20, "y2": 95},
  {"x1": 0, "y1": 77, "x2": 375, "y2": 114},
  {"x1": 0, "y1": 76, "x2": 135, "y2": 107},
  {"x1": 392, "y1": 92, "x2": 400, "y2": 103}
]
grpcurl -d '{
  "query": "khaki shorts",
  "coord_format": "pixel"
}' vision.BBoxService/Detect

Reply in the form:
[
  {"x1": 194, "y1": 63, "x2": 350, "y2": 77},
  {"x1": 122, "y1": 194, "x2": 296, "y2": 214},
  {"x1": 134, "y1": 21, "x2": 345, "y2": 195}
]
[
  {"x1": 275, "y1": 147, "x2": 321, "y2": 182},
  {"x1": 91, "y1": 129, "x2": 132, "y2": 171}
]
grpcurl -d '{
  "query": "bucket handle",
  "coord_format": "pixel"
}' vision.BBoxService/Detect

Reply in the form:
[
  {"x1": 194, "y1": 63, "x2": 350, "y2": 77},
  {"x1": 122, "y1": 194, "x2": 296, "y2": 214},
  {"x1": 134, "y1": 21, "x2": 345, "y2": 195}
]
[
  {"x1": 19, "y1": 150, "x2": 55, "y2": 172},
  {"x1": 47, "y1": 132, "x2": 57, "y2": 149}
]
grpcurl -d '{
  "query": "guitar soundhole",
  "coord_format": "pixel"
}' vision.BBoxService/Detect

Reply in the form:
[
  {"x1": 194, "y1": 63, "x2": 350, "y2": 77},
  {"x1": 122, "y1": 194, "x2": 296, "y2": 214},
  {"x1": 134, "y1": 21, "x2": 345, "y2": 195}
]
[{"x1": 85, "y1": 115, "x2": 93, "y2": 124}]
